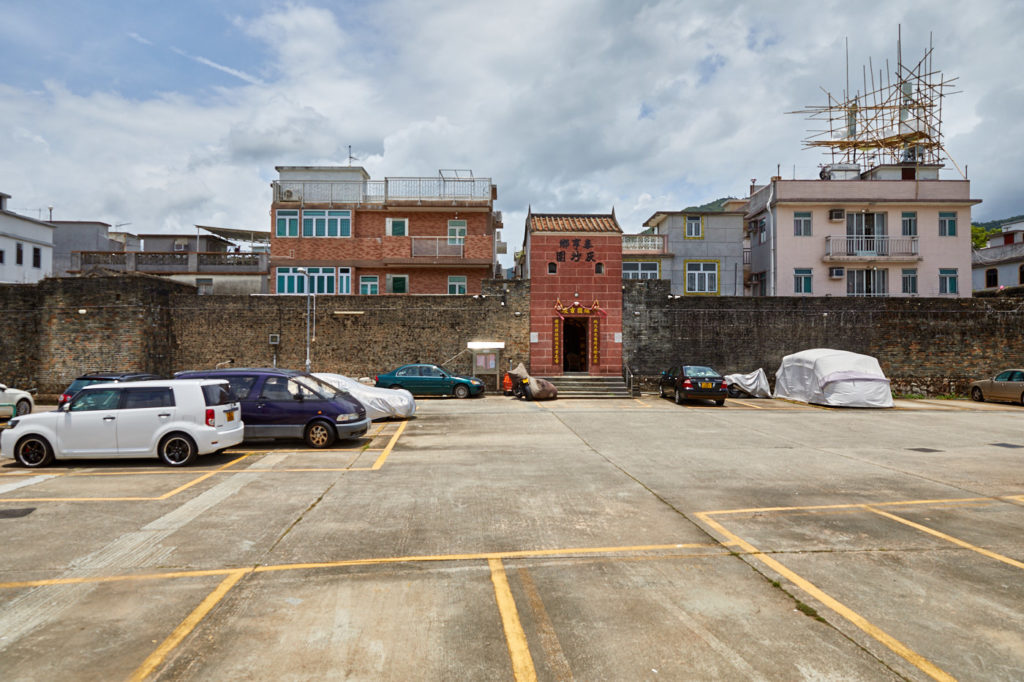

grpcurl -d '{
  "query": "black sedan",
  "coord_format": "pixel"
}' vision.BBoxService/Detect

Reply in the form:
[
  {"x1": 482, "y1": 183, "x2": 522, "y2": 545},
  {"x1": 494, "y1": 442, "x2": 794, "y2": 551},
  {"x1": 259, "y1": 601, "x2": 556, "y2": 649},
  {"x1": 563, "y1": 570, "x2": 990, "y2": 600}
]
[{"x1": 659, "y1": 365, "x2": 728, "y2": 406}]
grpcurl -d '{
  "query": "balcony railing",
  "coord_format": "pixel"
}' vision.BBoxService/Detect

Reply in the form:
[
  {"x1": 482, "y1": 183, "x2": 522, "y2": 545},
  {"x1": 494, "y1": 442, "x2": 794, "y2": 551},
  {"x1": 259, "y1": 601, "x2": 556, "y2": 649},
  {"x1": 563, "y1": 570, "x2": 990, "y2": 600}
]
[
  {"x1": 274, "y1": 177, "x2": 493, "y2": 204},
  {"x1": 411, "y1": 237, "x2": 464, "y2": 258},
  {"x1": 73, "y1": 251, "x2": 268, "y2": 274},
  {"x1": 825, "y1": 236, "x2": 919, "y2": 258},
  {"x1": 622, "y1": 234, "x2": 666, "y2": 253}
]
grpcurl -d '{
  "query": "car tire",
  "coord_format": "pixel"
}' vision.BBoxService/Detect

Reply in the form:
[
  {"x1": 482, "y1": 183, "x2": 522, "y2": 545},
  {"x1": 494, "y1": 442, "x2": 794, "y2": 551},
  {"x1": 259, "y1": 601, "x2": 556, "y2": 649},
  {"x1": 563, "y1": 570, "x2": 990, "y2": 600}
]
[
  {"x1": 453, "y1": 384, "x2": 470, "y2": 399},
  {"x1": 727, "y1": 385, "x2": 743, "y2": 398},
  {"x1": 304, "y1": 420, "x2": 337, "y2": 449},
  {"x1": 715, "y1": 398, "x2": 726, "y2": 406},
  {"x1": 158, "y1": 433, "x2": 197, "y2": 467},
  {"x1": 659, "y1": 384, "x2": 666, "y2": 399},
  {"x1": 15, "y1": 399, "x2": 31, "y2": 416},
  {"x1": 389, "y1": 384, "x2": 404, "y2": 390},
  {"x1": 971, "y1": 387, "x2": 984, "y2": 402},
  {"x1": 14, "y1": 435, "x2": 54, "y2": 468},
  {"x1": 674, "y1": 388, "x2": 683, "y2": 405}
]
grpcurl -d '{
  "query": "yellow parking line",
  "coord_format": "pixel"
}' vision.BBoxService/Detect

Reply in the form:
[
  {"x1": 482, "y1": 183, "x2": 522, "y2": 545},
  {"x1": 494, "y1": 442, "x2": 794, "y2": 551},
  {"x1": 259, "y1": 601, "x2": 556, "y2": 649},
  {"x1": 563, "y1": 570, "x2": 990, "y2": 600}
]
[
  {"x1": 728, "y1": 399, "x2": 765, "y2": 410},
  {"x1": 865, "y1": 506, "x2": 1024, "y2": 571},
  {"x1": 701, "y1": 495, "x2": 1002, "y2": 517},
  {"x1": 371, "y1": 421, "x2": 407, "y2": 470},
  {"x1": 632, "y1": 398, "x2": 649, "y2": 408},
  {"x1": 696, "y1": 512, "x2": 954, "y2": 682},
  {"x1": 129, "y1": 568, "x2": 251, "y2": 682},
  {"x1": 489, "y1": 558, "x2": 537, "y2": 681},
  {"x1": 156, "y1": 453, "x2": 252, "y2": 500}
]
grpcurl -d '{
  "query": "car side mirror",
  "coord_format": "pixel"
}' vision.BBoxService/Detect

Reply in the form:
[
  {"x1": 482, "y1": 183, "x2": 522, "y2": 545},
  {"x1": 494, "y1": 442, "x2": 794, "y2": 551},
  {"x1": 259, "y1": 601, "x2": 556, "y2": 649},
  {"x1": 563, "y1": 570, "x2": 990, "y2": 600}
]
[
  {"x1": 0, "y1": 384, "x2": 6, "y2": 391},
  {"x1": 59, "y1": 402, "x2": 71, "y2": 413},
  {"x1": 293, "y1": 393, "x2": 303, "y2": 401}
]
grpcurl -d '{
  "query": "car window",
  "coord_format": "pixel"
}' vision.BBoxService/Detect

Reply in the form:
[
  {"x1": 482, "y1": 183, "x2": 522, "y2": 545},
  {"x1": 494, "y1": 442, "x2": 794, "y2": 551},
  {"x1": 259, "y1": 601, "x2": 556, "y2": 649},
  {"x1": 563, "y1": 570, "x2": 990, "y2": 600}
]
[
  {"x1": 1012, "y1": 371, "x2": 1024, "y2": 383},
  {"x1": 396, "y1": 366, "x2": 419, "y2": 377},
  {"x1": 684, "y1": 366, "x2": 720, "y2": 379},
  {"x1": 202, "y1": 383, "x2": 233, "y2": 406},
  {"x1": 222, "y1": 376, "x2": 258, "y2": 400},
  {"x1": 70, "y1": 388, "x2": 122, "y2": 412},
  {"x1": 67, "y1": 378, "x2": 103, "y2": 394},
  {"x1": 425, "y1": 366, "x2": 446, "y2": 378},
  {"x1": 995, "y1": 371, "x2": 1014, "y2": 382},
  {"x1": 260, "y1": 376, "x2": 294, "y2": 400},
  {"x1": 291, "y1": 376, "x2": 331, "y2": 400},
  {"x1": 122, "y1": 387, "x2": 175, "y2": 409}
]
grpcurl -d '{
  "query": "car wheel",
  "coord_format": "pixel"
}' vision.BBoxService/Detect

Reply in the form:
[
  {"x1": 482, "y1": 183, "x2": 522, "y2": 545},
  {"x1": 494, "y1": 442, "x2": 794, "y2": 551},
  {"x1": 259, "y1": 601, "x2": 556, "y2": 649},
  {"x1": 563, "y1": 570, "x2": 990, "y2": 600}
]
[
  {"x1": 15, "y1": 435, "x2": 54, "y2": 468},
  {"x1": 158, "y1": 433, "x2": 197, "y2": 467},
  {"x1": 15, "y1": 399, "x2": 31, "y2": 416},
  {"x1": 715, "y1": 398, "x2": 726, "y2": 406},
  {"x1": 453, "y1": 384, "x2": 470, "y2": 399},
  {"x1": 304, "y1": 420, "x2": 337, "y2": 449},
  {"x1": 971, "y1": 387, "x2": 984, "y2": 402},
  {"x1": 659, "y1": 384, "x2": 666, "y2": 399},
  {"x1": 727, "y1": 385, "x2": 743, "y2": 398},
  {"x1": 674, "y1": 388, "x2": 683, "y2": 405},
  {"x1": 389, "y1": 384, "x2": 404, "y2": 390}
]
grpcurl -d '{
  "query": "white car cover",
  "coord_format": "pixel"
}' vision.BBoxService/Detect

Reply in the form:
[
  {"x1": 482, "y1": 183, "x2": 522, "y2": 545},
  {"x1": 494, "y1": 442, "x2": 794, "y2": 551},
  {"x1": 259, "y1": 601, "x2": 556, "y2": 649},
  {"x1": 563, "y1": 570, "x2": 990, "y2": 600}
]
[
  {"x1": 773, "y1": 349, "x2": 893, "y2": 408},
  {"x1": 314, "y1": 373, "x2": 416, "y2": 421},
  {"x1": 724, "y1": 368, "x2": 772, "y2": 398}
]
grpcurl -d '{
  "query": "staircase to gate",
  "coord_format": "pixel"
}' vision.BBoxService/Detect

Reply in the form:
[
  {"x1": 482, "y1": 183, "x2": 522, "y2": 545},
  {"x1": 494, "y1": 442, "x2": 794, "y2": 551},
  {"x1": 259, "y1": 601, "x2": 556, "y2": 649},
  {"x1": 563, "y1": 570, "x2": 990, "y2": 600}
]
[{"x1": 539, "y1": 373, "x2": 632, "y2": 399}]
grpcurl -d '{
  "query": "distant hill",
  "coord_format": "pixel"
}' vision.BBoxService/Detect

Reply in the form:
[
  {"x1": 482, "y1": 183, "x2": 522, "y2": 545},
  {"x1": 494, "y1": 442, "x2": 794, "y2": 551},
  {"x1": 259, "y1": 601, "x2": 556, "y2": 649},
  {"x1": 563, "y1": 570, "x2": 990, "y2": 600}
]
[
  {"x1": 974, "y1": 215, "x2": 1024, "y2": 230},
  {"x1": 681, "y1": 197, "x2": 738, "y2": 213}
]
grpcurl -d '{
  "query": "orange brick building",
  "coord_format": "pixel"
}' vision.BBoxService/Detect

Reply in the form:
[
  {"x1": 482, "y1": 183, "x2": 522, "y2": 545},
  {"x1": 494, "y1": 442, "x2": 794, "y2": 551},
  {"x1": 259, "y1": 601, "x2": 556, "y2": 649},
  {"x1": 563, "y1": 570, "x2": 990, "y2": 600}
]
[
  {"x1": 269, "y1": 167, "x2": 502, "y2": 295},
  {"x1": 521, "y1": 212, "x2": 623, "y2": 376}
]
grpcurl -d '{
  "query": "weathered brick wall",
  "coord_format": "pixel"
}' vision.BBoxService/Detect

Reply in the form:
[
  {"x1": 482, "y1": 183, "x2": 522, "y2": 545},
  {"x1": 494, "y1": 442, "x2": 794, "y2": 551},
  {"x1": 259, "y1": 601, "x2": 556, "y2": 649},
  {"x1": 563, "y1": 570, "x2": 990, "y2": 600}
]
[{"x1": 623, "y1": 279, "x2": 1024, "y2": 395}]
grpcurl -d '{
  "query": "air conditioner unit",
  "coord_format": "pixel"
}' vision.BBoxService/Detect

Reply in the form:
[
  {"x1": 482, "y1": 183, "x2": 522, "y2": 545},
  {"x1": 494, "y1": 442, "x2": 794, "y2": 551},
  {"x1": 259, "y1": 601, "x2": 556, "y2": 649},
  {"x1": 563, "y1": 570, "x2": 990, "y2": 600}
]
[
  {"x1": 829, "y1": 267, "x2": 845, "y2": 278},
  {"x1": 282, "y1": 189, "x2": 296, "y2": 200},
  {"x1": 828, "y1": 209, "x2": 845, "y2": 221}
]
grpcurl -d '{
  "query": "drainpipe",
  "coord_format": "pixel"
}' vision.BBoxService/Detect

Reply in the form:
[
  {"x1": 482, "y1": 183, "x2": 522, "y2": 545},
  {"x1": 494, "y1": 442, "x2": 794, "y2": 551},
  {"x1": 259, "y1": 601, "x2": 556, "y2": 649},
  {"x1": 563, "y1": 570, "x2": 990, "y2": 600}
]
[{"x1": 767, "y1": 180, "x2": 777, "y2": 296}]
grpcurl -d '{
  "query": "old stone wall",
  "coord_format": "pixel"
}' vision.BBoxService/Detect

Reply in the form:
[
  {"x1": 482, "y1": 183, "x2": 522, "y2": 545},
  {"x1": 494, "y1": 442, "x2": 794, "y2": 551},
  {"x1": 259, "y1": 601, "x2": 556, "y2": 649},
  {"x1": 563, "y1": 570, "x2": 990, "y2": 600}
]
[{"x1": 623, "y1": 279, "x2": 1024, "y2": 395}]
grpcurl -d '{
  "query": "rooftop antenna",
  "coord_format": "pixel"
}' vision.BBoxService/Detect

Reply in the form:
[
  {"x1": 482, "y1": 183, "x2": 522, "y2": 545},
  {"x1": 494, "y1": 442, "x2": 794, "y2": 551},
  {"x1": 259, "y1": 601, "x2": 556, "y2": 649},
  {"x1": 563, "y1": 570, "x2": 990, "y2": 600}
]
[{"x1": 347, "y1": 145, "x2": 359, "y2": 167}]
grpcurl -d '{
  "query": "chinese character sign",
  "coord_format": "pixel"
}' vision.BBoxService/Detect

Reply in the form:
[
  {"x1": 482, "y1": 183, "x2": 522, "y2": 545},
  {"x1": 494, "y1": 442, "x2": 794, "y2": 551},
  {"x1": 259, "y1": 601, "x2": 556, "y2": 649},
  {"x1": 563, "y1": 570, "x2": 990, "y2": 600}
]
[{"x1": 552, "y1": 317, "x2": 561, "y2": 364}]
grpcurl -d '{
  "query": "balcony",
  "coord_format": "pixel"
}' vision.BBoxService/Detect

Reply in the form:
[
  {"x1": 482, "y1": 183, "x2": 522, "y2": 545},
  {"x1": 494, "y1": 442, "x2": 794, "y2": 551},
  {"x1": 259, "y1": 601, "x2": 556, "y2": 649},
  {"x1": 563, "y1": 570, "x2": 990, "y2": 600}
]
[
  {"x1": 72, "y1": 251, "x2": 268, "y2": 275},
  {"x1": 622, "y1": 234, "x2": 667, "y2": 253},
  {"x1": 411, "y1": 237, "x2": 464, "y2": 258},
  {"x1": 824, "y1": 236, "x2": 920, "y2": 261},
  {"x1": 273, "y1": 176, "x2": 494, "y2": 206}
]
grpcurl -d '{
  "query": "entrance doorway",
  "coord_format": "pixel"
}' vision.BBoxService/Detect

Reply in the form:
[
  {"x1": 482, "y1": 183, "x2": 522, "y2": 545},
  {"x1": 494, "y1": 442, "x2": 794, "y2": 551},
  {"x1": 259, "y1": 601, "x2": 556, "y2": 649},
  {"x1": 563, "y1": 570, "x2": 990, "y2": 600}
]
[{"x1": 563, "y1": 317, "x2": 588, "y2": 372}]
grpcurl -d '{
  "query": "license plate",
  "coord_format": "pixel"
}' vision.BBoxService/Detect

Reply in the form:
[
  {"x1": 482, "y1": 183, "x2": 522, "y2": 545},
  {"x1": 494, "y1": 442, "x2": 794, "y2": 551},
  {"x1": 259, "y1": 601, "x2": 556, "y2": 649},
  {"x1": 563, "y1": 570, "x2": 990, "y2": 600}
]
[
  {"x1": 226, "y1": 411, "x2": 234, "y2": 421},
  {"x1": 700, "y1": 382, "x2": 712, "y2": 389}
]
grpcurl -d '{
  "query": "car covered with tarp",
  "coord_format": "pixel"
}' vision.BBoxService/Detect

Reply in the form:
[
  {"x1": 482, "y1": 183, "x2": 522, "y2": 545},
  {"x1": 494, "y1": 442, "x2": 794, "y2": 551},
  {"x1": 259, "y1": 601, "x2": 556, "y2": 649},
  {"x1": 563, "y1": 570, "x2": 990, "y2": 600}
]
[
  {"x1": 315, "y1": 373, "x2": 416, "y2": 421},
  {"x1": 773, "y1": 349, "x2": 893, "y2": 408}
]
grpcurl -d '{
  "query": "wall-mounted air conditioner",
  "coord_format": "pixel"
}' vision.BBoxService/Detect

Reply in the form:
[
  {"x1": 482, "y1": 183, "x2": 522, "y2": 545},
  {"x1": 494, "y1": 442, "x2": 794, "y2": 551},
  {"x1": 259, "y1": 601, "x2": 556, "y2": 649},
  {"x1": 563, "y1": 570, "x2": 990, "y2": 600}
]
[
  {"x1": 828, "y1": 267, "x2": 845, "y2": 278},
  {"x1": 828, "y1": 209, "x2": 845, "y2": 221}
]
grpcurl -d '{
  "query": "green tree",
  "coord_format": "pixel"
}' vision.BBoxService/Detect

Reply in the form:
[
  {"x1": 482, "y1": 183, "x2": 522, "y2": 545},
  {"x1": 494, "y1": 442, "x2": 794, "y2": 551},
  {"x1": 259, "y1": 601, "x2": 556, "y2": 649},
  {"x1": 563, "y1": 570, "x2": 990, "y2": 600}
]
[{"x1": 972, "y1": 224, "x2": 997, "y2": 249}]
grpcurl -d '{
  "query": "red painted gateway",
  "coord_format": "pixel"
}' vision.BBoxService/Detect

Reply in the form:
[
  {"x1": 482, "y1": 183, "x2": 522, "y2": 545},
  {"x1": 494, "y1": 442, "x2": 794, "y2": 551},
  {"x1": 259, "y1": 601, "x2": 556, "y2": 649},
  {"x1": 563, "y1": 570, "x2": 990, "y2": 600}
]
[{"x1": 520, "y1": 212, "x2": 623, "y2": 377}]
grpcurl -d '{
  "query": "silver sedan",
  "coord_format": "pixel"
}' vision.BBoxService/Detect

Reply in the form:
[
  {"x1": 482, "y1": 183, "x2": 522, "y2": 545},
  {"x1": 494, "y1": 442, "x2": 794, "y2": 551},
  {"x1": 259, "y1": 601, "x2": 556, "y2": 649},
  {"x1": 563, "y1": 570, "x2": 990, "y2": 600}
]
[{"x1": 970, "y1": 369, "x2": 1024, "y2": 404}]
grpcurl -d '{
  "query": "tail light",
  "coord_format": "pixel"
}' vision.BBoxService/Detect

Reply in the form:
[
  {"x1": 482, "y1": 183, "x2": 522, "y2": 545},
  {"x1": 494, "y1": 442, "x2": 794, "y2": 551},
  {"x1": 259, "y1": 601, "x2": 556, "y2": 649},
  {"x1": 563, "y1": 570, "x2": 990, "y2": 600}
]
[
  {"x1": 60, "y1": 393, "x2": 71, "y2": 405},
  {"x1": 682, "y1": 379, "x2": 693, "y2": 389},
  {"x1": 205, "y1": 409, "x2": 216, "y2": 427},
  {"x1": 373, "y1": 375, "x2": 378, "y2": 383}
]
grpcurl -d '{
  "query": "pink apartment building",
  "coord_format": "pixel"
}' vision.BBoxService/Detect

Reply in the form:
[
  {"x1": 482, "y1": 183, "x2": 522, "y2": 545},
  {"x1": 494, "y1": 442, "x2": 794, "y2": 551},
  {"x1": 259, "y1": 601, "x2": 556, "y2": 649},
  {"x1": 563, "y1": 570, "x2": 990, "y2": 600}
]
[{"x1": 745, "y1": 163, "x2": 981, "y2": 297}]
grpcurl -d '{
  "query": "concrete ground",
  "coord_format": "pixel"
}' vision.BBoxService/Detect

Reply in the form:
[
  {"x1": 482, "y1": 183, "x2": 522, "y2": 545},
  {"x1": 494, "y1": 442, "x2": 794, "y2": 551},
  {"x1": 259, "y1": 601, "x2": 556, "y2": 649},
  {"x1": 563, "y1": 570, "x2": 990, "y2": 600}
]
[{"x1": 0, "y1": 395, "x2": 1022, "y2": 680}]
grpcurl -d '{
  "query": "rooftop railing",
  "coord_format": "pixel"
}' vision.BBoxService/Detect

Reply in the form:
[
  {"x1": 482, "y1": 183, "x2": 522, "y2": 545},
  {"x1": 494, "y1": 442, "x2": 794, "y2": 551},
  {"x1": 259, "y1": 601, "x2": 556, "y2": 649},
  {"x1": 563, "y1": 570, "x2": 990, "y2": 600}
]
[
  {"x1": 274, "y1": 177, "x2": 493, "y2": 204},
  {"x1": 622, "y1": 234, "x2": 666, "y2": 253}
]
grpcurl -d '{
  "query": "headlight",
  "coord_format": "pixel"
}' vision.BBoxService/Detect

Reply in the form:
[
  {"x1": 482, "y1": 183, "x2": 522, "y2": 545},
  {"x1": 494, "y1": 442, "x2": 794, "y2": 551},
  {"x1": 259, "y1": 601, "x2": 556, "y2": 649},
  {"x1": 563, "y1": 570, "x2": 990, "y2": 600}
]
[
  {"x1": 335, "y1": 413, "x2": 360, "y2": 422},
  {"x1": 6, "y1": 419, "x2": 18, "y2": 429}
]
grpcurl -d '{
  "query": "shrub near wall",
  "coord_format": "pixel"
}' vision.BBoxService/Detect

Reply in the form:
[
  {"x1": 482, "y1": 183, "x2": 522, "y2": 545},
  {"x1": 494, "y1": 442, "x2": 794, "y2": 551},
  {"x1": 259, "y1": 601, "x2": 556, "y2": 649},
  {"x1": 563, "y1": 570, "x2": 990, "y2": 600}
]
[{"x1": 623, "y1": 279, "x2": 1024, "y2": 396}]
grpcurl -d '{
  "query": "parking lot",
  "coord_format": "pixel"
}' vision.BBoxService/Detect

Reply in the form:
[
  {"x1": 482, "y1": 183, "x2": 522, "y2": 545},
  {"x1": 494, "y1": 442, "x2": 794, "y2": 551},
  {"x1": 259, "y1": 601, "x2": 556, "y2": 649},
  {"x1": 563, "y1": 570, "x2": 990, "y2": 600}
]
[{"x1": 1, "y1": 395, "x2": 1022, "y2": 680}]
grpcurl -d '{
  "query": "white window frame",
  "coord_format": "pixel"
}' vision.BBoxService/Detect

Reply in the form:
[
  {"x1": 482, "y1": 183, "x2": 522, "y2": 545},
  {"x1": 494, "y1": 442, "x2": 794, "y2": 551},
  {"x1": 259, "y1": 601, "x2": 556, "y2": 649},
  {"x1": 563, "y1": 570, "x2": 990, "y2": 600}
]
[
  {"x1": 793, "y1": 212, "x2": 812, "y2": 236},
  {"x1": 794, "y1": 268, "x2": 812, "y2": 294},
  {"x1": 338, "y1": 267, "x2": 351, "y2": 295},
  {"x1": 276, "y1": 267, "x2": 307, "y2": 294},
  {"x1": 901, "y1": 211, "x2": 918, "y2": 237},
  {"x1": 386, "y1": 273, "x2": 409, "y2": 294},
  {"x1": 386, "y1": 217, "x2": 408, "y2": 237},
  {"x1": 685, "y1": 261, "x2": 718, "y2": 294},
  {"x1": 901, "y1": 268, "x2": 918, "y2": 294},
  {"x1": 622, "y1": 261, "x2": 659, "y2": 280},
  {"x1": 939, "y1": 268, "x2": 958, "y2": 294},
  {"x1": 307, "y1": 266, "x2": 336, "y2": 294},
  {"x1": 448, "y1": 275, "x2": 467, "y2": 295},
  {"x1": 847, "y1": 268, "x2": 889, "y2": 297},
  {"x1": 301, "y1": 210, "x2": 351, "y2": 238},
  {"x1": 276, "y1": 210, "x2": 299, "y2": 237},
  {"x1": 359, "y1": 275, "x2": 379, "y2": 295},
  {"x1": 939, "y1": 212, "x2": 957, "y2": 237},
  {"x1": 758, "y1": 219, "x2": 767, "y2": 244},
  {"x1": 448, "y1": 220, "x2": 467, "y2": 245},
  {"x1": 685, "y1": 215, "x2": 702, "y2": 239}
]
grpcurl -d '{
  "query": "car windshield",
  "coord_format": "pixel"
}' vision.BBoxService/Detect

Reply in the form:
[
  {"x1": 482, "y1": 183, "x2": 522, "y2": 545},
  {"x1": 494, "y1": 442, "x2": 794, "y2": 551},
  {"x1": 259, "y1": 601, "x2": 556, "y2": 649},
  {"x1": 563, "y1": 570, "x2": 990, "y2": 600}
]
[
  {"x1": 67, "y1": 378, "x2": 105, "y2": 394},
  {"x1": 294, "y1": 375, "x2": 345, "y2": 400},
  {"x1": 683, "y1": 366, "x2": 721, "y2": 379}
]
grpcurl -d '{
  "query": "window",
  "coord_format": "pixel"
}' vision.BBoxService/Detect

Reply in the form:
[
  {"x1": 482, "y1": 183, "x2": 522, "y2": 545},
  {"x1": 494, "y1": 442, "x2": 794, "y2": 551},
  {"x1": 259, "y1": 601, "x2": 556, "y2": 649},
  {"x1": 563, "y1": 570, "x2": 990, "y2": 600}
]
[
  {"x1": 939, "y1": 212, "x2": 957, "y2": 237},
  {"x1": 985, "y1": 268, "x2": 998, "y2": 288},
  {"x1": 70, "y1": 388, "x2": 122, "y2": 412},
  {"x1": 595, "y1": 263, "x2": 604, "y2": 274},
  {"x1": 275, "y1": 210, "x2": 299, "y2": 237},
  {"x1": 122, "y1": 387, "x2": 175, "y2": 409},
  {"x1": 901, "y1": 211, "x2": 917, "y2": 236},
  {"x1": 386, "y1": 218, "x2": 408, "y2": 237},
  {"x1": 758, "y1": 219, "x2": 766, "y2": 244},
  {"x1": 902, "y1": 268, "x2": 918, "y2": 294},
  {"x1": 685, "y1": 215, "x2": 702, "y2": 239},
  {"x1": 0, "y1": 249, "x2": 4, "y2": 264},
  {"x1": 939, "y1": 268, "x2": 958, "y2": 294},
  {"x1": 32, "y1": 247, "x2": 41, "y2": 268},
  {"x1": 752, "y1": 272, "x2": 767, "y2": 297},
  {"x1": 16, "y1": 242, "x2": 23, "y2": 265},
  {"x1": 276, "y1": 267, "x2": 307, "y2": 294},
  {"x1": 196, "y1": 278, "x2": 214, "y2": 295},
  {"x1": 308, "y1": 267, "x2": 336, "y2": 294},
  {"x1": 547, "y1": 262, "x2": 557, "y2": 274},
  {"x1": 338, "y1": 267, "x2": 351, "y2": 294},
  {"x1": 360, "y1": 276, "x2": 379, "y2": 295},
  {"x1": 794, "y1": 268, "x2": 812, "y2": 293},
  {"x1": 448, "y1": 220, "x2": 467, "y2": 245},
  {"x1": 622, "y1": 261, "x2": 659, "y2": 280},
  {"x1": 793, "y1": 212, "x2": 812, "y2": 236},
  {"x1": 301, "y1": 210, "x2": 351, "y2": 237},
  {"x1": 386, "y1": 274, "x2": 408, "y2": 294},
  {"x1": 847, "y1": 269, "x2": 888, "y2": 296},
  {"x1": 1019, "y1": 264, "x2": 1024, "y2": 286},
  {"x1": 686, "y1": 261, "x2": 718, "y2": 294},
  {"x1": 448, "y1": 275, "x2": 467, "y2": 295}
]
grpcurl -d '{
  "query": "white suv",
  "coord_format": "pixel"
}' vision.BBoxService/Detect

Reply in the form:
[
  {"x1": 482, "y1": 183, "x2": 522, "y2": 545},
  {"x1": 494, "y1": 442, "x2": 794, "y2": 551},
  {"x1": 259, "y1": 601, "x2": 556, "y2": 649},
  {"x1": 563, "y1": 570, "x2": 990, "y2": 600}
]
[{"x1": 0, "y1": 379, "x2": 243, "y2": 468}]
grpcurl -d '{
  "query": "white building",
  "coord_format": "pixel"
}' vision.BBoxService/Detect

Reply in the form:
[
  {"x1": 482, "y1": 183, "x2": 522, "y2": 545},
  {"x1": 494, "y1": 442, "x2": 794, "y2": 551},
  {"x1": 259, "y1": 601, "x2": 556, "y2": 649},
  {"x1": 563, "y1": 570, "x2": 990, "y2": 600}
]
[
  {"x1": 972, "y1": 218, "x2": 1024, "y2": 291},
  {"x1": 0, "y1": 192, "x2": 54, "y2": 284}
]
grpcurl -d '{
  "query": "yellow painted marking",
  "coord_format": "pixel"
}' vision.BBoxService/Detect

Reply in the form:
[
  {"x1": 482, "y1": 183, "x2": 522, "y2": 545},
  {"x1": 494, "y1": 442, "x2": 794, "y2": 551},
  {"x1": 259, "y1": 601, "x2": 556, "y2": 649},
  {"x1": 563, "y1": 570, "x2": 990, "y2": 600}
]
[
  {"x1": 728, "y1": 399, "x2": 765, "y2": 410},
  {"x1": 489, "y1": 558, "x2": 537, "y2": 682},
  {"x1": 371, "y1": 420, "x2": 407, "y2": 470},
  {"x1": 0, "y1": 543, "x2": 714, "y2": 590},
  {"x1": 130, "y1": 568, "x2": 250, "y2": 682},
  {"x1": 632, "y1": 398, "x2": 649, "y2": 408},
  {"x1": 517, "y1": 566, "x2": 573, "y2": 680},
  {"x1": 701, "y1": 495, "x2": 1001, "y2": 517},
  {"x1": 696, "y1": 512, "x2": 954, "y2": 682},
  {"x1": 865, "y1": 506, "x2": 1024, "y2": 571},
  {"x1": 156, "y1": 453, "x2": 251, "y2": 499}
]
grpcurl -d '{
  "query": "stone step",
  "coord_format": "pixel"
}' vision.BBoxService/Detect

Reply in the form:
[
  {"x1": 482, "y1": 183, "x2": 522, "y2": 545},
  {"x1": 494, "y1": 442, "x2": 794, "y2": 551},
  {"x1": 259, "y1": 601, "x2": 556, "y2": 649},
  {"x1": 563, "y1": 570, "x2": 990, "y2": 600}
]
[{"x1": 538, "y1": 375, "x2": 632, "y2": 399}]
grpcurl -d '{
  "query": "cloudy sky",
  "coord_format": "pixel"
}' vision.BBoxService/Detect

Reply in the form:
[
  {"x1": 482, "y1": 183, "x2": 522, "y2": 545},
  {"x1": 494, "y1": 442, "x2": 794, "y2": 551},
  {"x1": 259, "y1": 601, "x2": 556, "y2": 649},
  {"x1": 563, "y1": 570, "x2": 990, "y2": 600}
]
[{"x1": 2, "y1": 0, "x2": 1021, "y2": 265}]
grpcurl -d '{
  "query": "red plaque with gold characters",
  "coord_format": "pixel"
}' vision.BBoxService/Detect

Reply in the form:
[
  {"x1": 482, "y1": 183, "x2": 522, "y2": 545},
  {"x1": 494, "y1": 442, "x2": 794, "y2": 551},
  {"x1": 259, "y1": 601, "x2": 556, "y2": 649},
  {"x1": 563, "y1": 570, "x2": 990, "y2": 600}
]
[
  {"x1": 590, "y1": 317, "x2": 600, "y2": 365},
  {"x1": 552, "y1": 317, "x2": 561, "y2": 364}
]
